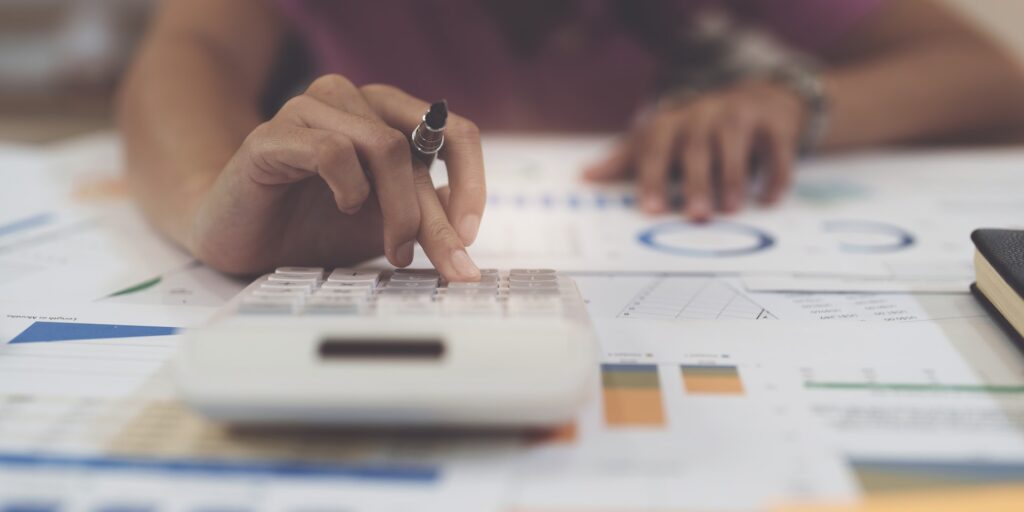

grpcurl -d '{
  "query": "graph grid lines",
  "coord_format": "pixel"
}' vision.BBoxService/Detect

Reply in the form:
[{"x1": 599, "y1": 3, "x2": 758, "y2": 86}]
[{"x1": 617, "y1": 277, "x2": 776, "y2": 321}]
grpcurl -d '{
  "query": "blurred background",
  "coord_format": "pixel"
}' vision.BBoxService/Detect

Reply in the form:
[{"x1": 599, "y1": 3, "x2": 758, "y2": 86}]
[{"x1": 1, "y1": 0, "x2": 1022, "y2": 144}]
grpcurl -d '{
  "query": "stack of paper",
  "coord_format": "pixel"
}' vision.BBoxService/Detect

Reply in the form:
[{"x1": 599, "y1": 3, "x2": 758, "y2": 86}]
[{"x1": 2, "y1": 134, "x2": 1024, "y2": 511}]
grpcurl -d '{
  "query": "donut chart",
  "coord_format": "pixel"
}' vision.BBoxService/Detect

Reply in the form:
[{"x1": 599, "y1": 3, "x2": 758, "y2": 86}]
[
  {"x1": 823, "y1": 220, "x2": 915, "y2": 253},
  {"x1": 637, "y1": 221, "x2": 776, "y2": 258}
]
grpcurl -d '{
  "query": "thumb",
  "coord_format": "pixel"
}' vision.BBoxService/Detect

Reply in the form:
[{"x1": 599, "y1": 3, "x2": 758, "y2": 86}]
[{"x1": 582, "y1": 142, "x2": 631, "y2": 182}]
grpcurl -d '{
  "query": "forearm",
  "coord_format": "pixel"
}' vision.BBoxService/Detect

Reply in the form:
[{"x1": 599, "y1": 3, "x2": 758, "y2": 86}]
[
  {"x1": 821, "y1": 37, "x2": 1024, "y2": 150},
  {"x1": 117, "y1": 37, "x2": 263, "y2": 251}
]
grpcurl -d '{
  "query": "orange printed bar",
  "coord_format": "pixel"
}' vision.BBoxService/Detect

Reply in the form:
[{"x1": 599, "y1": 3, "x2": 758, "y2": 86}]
[
  {"x1": 680, "y1": 365, "x2": 744, "y2": 395},
  {"x1": 601, "y1": 364, "x2": 665, "y2": 427},
  {"x1": 547, "y1": 422, "x2": 578, "y2": 443},
  {"x1": 527, "y1": 422, "x2": 578, "y2": 445}
]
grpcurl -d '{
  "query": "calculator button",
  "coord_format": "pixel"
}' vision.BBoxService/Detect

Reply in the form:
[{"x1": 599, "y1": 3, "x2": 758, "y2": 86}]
[
  {"x1": 252, "y1": 288, "x2": 307, "y2": 298},
  {"x1": 508, "y1": 274, "x2": 558, "y2": 283},
  {"x1": 327, "y1": 269, "x2": 381, "y2": 284},
  {"x1": 389, "y1": 274, "x2": 438, "y2": 282},
  {"x1": 303, "y1": 298, "x2": 363, "y2": 315},
  {"x1": 240, "y1": 296, "x2": 299, "y2": 314},
  {"x1": 445, "y1": 289, "x2": 498, "y2": 300},
  {"x1": 444, "y1": 293, "x2": 499, "y2": 303},
  {"x1": 478, "y1": 269, "x2": 499, "y2": 276},
  {"x1": 306, "y1": 295, "x2": 363, "y2": 305},
  {"x1": 315, "y1": 287, "x2": 369, "y2": 297},
  {"x1": 508, "y1": 287, "x2": 561, "y2": 296},
  {"x1": 447, "y1": 281, "x2": 498, "y2": 289},
  {"x1": 262, "y1": 281, "x2": 315, "y2": 291},
  {"x1": 275, "y1": 267, "x2": 324, "y2": 277},
  {"x1": 446, "y1": 285, "x2": 497, "y2": 293},
  {"x1": 267, "y1": 274, "x2": 319, "y2": 284},
  {"x1": 377, "y1": 295, "x2": 439, "y2": 315},
  {"x1": 272, "y1": 272, "x2": 323, "y2": 282},
  {"x1": 509, "y1": 281, "x2": 559, "y2": 290},
  {"x1": 389, "y1": 273, "x2": 440, "y2": 283},
  {"x1": 312, "y1": 290, "x2": 368, "y2": 300},
  {"x1": 377, "y1": 289, "x2": 435, "y2": 301},
  {"x1": 510, "y1": 269, "x2": 557, "y2": 275},
  {"x1": 378, "y1": 288, "x2": 436, "y2": 297},
  {"x1": 383, "y1": 280, "x2": 438, "y2": 289},
  {"x1": 445, "y1": 276, "x2": 497, "y2": 288},
  {"x1": 394, "y1": 268, "x2": 439, "y2": 276},
  {"x1": 322, "y1": 281, "x2": 374, "y2": 290}
]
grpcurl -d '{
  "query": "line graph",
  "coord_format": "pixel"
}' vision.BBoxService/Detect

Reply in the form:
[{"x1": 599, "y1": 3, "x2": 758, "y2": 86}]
[{"x1": 617, "y1": 277, "x2": 775, "y2": 321}]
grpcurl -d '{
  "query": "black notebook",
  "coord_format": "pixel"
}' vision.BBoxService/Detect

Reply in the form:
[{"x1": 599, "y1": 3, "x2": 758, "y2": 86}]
[{"x1": 971, "y1": 229, "x2": 1024, "y2": 347}]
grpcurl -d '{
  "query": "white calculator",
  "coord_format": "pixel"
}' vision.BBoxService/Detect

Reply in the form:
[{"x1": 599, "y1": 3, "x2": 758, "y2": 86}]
[{"x1": 175, "y1": 267, "x2": 598, "y2": 427}]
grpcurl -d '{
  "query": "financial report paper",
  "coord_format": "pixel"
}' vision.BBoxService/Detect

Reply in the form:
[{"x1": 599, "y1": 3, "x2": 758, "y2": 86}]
[{"x1": 1, "y1": 134, "x2": 1023, "y2": 511}]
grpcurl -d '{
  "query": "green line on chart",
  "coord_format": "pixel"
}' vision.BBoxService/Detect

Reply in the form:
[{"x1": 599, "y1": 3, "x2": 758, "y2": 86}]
[
  {"x1": 107, "y1": 276, "x2": 163, "y2": 297},
  {"x1": 805, "y1": 381, "x2": 1024, "y2": 394}
]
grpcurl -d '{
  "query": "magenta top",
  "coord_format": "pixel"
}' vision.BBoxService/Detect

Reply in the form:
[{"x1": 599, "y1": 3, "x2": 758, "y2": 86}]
[{"x1": 274, "y1": 0, "x2": 882, "y2": 131}]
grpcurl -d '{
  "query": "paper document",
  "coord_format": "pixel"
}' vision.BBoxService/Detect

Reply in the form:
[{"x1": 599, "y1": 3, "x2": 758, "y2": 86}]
[
  {"x1": 0, "y1": 133, "x2": 192, "y2": 301},
  {"x1": 436, "y1": 139, "x2": 1024, "y2": 290},
  {"x1": 3, "y1": 135, "x2": 1024, "y2": 510},
  {"x1": 574, "y1": 274, "x2": 987, "y2": 323}
]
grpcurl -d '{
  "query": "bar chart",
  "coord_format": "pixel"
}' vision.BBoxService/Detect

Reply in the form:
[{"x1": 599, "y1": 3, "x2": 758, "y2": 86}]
[
  {"x1": 850, "y1": 458, "x2": 1024, "y2": 494},
  {"x1": 680, "y1": 365, "x2": 746, "y2": 395},
  {"x1": 600, "y1": 364, "x2": 666, "y2": 427}
]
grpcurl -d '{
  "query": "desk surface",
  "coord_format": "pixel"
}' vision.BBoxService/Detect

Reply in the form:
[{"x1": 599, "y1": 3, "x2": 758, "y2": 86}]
[{"x1": 1, "y1": 133, "x2": 1023, "y2": 511}]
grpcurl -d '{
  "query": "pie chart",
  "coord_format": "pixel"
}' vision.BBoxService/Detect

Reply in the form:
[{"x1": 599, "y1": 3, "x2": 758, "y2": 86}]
[
  {"x1": 823, "y1": 220, "x2": 915, "y2": 253},
  {"x1": 637, "y1": 221, "x2": 776, "y2": 257}
]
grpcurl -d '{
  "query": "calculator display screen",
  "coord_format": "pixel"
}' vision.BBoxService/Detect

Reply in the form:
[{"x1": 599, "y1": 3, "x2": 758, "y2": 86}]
[{"x1": 318, "y1": 339, "x2": 444, "y2": 359}]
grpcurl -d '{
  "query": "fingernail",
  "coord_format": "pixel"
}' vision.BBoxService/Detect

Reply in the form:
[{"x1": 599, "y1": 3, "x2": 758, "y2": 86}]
[
  {"x1": 450, "y1": 249, "x2": 480, "y2": 280},
  {"x1": 458, "y1": 214, "x2": 480, "y2": 246},
  {"x1": 642, "y1": 195, "x2": 664, "y2": 213},
  {"x1": 396, "y1": 240, "x2": 415, "y2": 264},
  {"x1": 689, "y1": 197, "x2": 712, "y2": 220}
]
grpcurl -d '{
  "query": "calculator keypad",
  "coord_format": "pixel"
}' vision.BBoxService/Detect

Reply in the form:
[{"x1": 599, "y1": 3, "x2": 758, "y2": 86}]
[{"x1": 238, "y1": 268, "x2": 576, "y2": 318}]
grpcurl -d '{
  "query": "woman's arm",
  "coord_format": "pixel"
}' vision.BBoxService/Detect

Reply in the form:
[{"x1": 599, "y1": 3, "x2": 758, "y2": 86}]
[
  {"x1": 117, "y1": 0, "x2": 283, "y2": 251},
  {"x1": 586, "y1": 0, "x2": 1024, "y2": 219},
  {"x1": 118, "y1": 0, "x2": 486, "y2": 280},
  {"x1": 822, "y1": 0, "x2": 1024, "y2": 149}
]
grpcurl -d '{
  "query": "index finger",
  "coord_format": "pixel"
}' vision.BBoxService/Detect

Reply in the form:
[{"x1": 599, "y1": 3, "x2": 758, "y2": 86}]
[
  {"x1": 411, "y1": 163, "x2": 481, "y2": 282},
  {"x1": 361, "y1": 84, "x2": 486, "y2": 246}
]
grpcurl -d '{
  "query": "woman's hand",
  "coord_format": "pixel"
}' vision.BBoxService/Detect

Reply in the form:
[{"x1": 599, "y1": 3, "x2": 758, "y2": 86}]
[
  {"x1": 584, "y1": 80, "x2": 806, "y2": 220},
  {"x1": 189, "y1": 75, "x2": 486, "y2": 281}
]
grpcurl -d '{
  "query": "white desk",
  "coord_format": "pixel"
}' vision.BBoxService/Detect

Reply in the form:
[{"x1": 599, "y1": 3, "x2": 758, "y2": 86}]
[{"x1": 1, "y1": 133, "x2": 1023, "y2": 511}]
